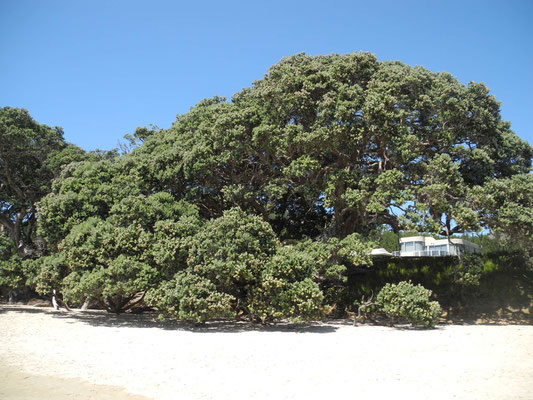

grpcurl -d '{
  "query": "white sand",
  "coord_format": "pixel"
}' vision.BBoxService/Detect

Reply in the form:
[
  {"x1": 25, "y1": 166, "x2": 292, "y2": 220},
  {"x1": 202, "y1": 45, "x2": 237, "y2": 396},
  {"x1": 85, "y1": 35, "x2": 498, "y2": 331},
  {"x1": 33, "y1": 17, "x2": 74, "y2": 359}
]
[{"x1": 1, "y1": 305, "x2": 532, "y2": 400}]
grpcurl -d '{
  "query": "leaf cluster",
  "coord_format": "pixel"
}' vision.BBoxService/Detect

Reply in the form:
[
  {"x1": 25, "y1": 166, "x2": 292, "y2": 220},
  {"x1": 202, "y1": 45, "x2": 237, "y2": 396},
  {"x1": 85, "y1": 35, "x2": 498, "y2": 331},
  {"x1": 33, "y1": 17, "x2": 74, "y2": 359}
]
[{"x1": 376, "y1": 280, "x2": 442, "y2": 327}]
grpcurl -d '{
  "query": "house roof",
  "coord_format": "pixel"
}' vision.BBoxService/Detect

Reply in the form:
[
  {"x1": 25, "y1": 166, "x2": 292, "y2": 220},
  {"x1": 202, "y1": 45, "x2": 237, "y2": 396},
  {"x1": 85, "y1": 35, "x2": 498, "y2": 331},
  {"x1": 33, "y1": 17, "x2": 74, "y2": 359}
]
[
  {"x1": 399, "y1": 236, "x2": 478, "y2": 249},
  {"x1": 369, "y1": 248, "x2": 393, "y2": 256}
]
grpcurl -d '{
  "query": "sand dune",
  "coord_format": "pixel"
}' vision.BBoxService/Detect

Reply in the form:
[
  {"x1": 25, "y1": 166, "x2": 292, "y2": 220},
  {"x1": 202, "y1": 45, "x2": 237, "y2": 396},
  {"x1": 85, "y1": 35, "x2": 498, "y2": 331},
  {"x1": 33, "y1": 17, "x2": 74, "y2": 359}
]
[{"x1": 1, "y1": 305, "x2": 532, "y2": 400}]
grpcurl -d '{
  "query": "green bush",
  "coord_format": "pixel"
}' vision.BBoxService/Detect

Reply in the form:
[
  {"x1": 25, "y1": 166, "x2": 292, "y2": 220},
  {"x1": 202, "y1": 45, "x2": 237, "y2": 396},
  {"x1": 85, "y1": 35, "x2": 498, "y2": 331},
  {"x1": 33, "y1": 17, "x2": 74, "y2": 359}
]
[
  {"x1": 454, "y1": 255, "x2": 483, "y2": 289},
  {"x1": 148, "y1": 272, "x2": 235, "y2": 323},
  {"x1": 58, "y1": 218, "x2": 159, "y2": 312},
  {"x1": 248, "y1": 246, "x2": 324, "y2": 323},
  {"x1": 148, "y1": 209, "x2": 326, "y2": 323},
  {"x1": 376, "y1": 281, "x2": 441, "y2": 328},
  {"x1": 23, "y1": 253, "x2": 68, "y2": 296}
]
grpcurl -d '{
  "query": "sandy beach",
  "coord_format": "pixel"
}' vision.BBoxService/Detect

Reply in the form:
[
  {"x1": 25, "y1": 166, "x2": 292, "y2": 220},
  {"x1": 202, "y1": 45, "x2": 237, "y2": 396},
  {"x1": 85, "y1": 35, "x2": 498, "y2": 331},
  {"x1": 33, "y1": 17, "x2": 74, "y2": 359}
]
[{"x1": 1, "y1": 305, "x2": 532, "y2": 400}]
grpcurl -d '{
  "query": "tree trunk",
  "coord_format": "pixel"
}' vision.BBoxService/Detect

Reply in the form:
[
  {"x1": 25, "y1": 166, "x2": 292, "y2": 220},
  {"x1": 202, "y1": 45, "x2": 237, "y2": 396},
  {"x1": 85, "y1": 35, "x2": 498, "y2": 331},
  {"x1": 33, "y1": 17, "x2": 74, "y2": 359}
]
[
  {"x1": 81, "y1": 297, "x2": 90, "y2": 311},
  {"x1": 0, "y1": 208, "x2": 36, "y2": 257},
  {"x1": 318, "y1": 207, "x2": 358, "y2": 241},
  {"x1": 52, "y1": 290, "x2": 59, "y2": 310}
]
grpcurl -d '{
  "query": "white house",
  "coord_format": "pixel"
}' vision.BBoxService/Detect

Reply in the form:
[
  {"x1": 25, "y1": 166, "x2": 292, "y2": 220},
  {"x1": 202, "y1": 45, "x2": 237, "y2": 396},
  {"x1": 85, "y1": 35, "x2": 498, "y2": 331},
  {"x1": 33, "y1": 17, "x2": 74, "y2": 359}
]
[{"x1": 392, "y1": 236, "x2": 479, "y2": 257}]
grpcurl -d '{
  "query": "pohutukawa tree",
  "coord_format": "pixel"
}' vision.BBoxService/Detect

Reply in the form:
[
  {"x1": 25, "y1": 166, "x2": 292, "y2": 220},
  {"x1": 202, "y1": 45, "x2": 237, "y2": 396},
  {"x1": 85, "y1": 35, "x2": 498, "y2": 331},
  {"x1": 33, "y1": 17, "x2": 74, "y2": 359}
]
[
  {"x1": 32, "y1": 52, "x2": 533, "y2": 314},
  {"x1": 129, "y1": 52, "x2": 531, "y2": 240}
]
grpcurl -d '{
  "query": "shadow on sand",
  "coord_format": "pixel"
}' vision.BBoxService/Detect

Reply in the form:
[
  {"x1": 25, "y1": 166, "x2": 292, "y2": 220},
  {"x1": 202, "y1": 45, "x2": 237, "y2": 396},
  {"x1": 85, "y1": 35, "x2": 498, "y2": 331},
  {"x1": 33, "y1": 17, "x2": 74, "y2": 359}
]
[
  {"x1": 0, "y1": 304, "x2": 340, "y2": 333},
  {"x1": 2, "y1": 303, "x2": 530, "y2": 333},
  {"x1": 439, "y1": 306, "x2": 533, "y2": 326}
]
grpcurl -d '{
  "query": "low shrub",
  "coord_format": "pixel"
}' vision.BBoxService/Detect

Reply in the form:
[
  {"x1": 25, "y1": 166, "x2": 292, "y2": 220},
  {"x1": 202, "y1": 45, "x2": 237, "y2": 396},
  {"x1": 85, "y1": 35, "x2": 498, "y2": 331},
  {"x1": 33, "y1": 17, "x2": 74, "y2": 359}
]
[
  {"x1": 248, "y1": 246, "x2": 324, "y2": 323},
  {"x1": 148, "y1": 209, "x2": 326, "y2": 324},
  {"x1": 376, "y1": 281, "x2": 441, "y2": 328},
  {"x1": 148, "y1": 272, "x2": 235, "y2": 323}
]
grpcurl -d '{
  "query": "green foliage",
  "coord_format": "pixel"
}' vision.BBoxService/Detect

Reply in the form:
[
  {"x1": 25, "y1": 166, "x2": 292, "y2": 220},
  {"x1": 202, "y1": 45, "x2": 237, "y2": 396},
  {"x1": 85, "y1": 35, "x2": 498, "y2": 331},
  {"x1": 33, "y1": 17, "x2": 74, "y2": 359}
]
[
  {"x1": 454, "y1": 255, "x2": 484, "y2": 289},
  {"x1": 37, "y1": 159, "x2": 137, "y2": 248},
  {"x1": 336, "y1": 233, "x2": 377, "y2": 266},
  {"x1": 149, "y1": 272, "x2": 236, "y2": 323},
  {"x1": 149, "y1": 217, "x2": 202, "y2": 278},
  {"x1": 37, "y1": 162, "x2": 202, "y2": 309},
  {"x1": 37, "y1": 53, "x2": 532, "y2": 247},
  {"x1": 63, "y1": 255, "x2": 157, "y2": 312},
  {"x1": 0, "y1": 257, "x2": 23, "y2": 295},
  {"x1": 150, "y1": 209, "x2": 278, "y2": 322},
  {"x1": 353, "y1": 252, "x2": 532, "y2": 323},
  {"x1": 187, "y1": 208, "x2": 278, "y2": 287},
  {"x1": 379, "y1": 230, "x2": 400, "y2": 252},
  {"x1": 22, "y1": 253, "x2": 68, "y2": 296},
  {"x1": 37, "y1": 155, "x2": 202, "y2": 310},
  {"x1": 248, "y1": 246, "x2": 324, "y2": 323},
  {"x1": 470, "y1": 174, "x2": 533, "y2": 266},
  {"x1": 58, "y1": 218, "x2": 158, "y2": 312},
  {"x1": 109, "y1": 194, "x2": 197, "y2": 232},
  {"x1": 376, "y1": 281, "x2": 442, "y2": 327},
  {"x1": 124, "y1": 53, "x2": 531, "y2": 241},
  {"x1": 294, "y1": 240, "x2": 346, "y2": 282},
  {"x1": 0, "y1": 234, "x2": 23, "y2": 294},
  {"x1": 149, "y1": 209, "x2": 326, "y2": 323},
  {"x1": 291, "y1": 240, "x2": 348, "y2": 316},
  {"x1": 0, "y1": 107, "x2": 86, "y2": 256}
]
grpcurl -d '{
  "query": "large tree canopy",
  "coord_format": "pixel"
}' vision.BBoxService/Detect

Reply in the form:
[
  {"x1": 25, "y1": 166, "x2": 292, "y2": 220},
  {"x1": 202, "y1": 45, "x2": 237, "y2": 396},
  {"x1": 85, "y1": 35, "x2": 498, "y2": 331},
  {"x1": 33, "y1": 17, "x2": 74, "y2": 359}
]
[{"x1": 126, "y1": 52, "x2": 531, "y2": 240}]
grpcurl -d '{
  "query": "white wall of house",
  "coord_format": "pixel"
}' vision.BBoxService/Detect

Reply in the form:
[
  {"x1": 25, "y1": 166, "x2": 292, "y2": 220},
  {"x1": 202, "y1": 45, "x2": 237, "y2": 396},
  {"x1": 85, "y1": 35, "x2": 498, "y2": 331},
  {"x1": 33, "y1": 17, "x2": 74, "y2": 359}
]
[{"x1": 396, "y1": 236, "x2": 479, "y2": 257}]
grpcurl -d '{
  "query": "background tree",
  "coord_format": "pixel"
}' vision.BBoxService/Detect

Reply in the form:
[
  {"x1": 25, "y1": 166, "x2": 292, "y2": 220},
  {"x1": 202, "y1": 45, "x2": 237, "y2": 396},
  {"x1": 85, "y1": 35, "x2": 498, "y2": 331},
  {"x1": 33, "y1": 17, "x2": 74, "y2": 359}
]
[
  {"x1": 470, "y1": 174, "x2": 533, "y2": 265},
  {"x1": 0, "y1": 107, "x2": 86, "y2": 256}
]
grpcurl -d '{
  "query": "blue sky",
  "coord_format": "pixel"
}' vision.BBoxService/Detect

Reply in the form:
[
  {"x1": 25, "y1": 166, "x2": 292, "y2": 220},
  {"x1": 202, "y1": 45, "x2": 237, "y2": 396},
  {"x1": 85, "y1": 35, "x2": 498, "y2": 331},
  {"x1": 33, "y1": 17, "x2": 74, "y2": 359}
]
[{"x1": 1, "y1": 0, "x2": 532, "y2": 151}]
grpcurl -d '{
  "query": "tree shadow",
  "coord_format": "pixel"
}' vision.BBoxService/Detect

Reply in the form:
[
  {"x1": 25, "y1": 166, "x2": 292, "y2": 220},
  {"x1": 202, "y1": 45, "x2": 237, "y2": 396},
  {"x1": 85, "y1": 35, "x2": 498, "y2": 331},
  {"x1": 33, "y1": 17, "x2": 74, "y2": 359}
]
[
  {"x1": 439, "y1": 306, "x2": 533, "y2": 326},
  {"x1": 343, "y1": 311, "x2": 532, "y2": 330},
  {"x1": 3, "y1": 304, "x2": 530, "y2": 333},
  {"x1": 0, "y1": 305, "x2": 339, "y2": 333},
  {"x1": 344, "y1": 317, "x2": 442, "y2": 331},
  {"x1": 0, "y1": 303, "x2": 52, "y2": 315}
]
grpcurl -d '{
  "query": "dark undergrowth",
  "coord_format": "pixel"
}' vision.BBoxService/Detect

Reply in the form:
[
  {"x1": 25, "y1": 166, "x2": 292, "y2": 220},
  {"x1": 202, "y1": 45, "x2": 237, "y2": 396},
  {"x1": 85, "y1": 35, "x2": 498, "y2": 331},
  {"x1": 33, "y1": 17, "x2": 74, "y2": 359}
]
[{"x1": 347, "y1": 250, "x2": 533, "y2": 325}]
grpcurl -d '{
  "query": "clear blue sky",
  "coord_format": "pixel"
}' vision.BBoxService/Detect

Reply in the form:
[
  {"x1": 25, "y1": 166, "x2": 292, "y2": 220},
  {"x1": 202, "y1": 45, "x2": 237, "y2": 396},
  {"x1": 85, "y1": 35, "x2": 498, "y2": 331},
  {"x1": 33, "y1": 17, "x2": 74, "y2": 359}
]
[{"x1": 1, "y1": 0, "x2": 532, "y2": 151}]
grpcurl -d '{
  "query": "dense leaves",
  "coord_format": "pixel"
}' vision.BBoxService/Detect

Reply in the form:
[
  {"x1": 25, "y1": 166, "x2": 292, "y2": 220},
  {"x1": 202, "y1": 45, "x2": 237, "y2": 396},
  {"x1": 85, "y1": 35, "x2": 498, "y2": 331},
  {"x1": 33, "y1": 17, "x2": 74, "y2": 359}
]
[
  {"x1": 248, "y1": 246, "x2": 324, "y2": 322},
  {"x1": 376, "y1": 281, "x2": 442, "y2": 327},
  {"x1": 0, "y1": 233, "x2": 23, "y2": 296},
  {"x1": 51, "y1": 192, "x2": 202, "y2": 312},
  {"x1": 58, "y1": 218, "x2": 156, "y2": 312},
  {"x1": 470, "y1": 174, "x2": 533, "y2": 265},
  {"x1": 126, "y1": 53, "x2": 531, "y2": 242},
  {"x1": 0, "y1": 107, "x2": 86, "y2": 256},
  {"x1": 149, "y1": 209, "x2": 328, "y2": 323},
  {"x1": 149, "y1": 272, "x2": 235, "y2": 323}
]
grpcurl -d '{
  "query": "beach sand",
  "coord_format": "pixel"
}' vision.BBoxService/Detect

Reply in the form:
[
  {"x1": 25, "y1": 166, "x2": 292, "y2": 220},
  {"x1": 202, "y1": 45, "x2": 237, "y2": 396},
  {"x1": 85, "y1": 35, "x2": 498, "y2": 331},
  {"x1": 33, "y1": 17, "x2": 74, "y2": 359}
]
[
  {"x1": 0, "y1": 364, "x2": 150, "y2": 400},
  {"x1": 1, "y1": 305, "x2": 532, "y2": 400}
]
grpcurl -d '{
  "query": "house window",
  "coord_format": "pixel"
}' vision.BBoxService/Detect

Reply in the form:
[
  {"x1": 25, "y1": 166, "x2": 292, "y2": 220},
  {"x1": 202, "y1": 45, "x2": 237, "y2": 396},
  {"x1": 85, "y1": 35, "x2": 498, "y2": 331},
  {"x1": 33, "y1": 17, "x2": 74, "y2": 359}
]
[
  {"x1": 429, "y1": 245, "x2": 447, "y2": 253},
  {"x1": 402, "y1": 241, "x2": 423, "y2": 252}
]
